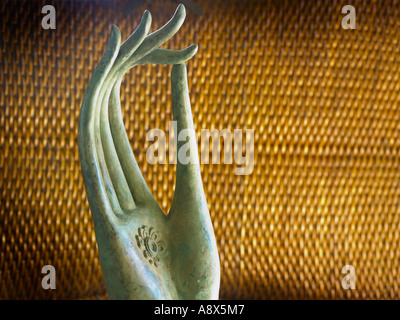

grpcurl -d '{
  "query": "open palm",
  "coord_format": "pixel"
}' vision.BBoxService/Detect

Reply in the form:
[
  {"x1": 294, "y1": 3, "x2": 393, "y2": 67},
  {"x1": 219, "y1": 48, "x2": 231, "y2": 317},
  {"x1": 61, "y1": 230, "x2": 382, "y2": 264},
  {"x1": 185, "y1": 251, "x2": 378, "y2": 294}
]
[{"x1": 78, "y1": 4, "x2": 220, "y2": 299}]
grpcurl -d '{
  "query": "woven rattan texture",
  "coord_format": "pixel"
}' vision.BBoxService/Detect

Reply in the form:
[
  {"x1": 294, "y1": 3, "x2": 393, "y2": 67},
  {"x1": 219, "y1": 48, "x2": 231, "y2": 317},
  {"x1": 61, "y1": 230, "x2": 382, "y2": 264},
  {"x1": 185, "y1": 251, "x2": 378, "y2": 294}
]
[{"x1": 1, "y1": 0, "x2": 400, "y2": 299}]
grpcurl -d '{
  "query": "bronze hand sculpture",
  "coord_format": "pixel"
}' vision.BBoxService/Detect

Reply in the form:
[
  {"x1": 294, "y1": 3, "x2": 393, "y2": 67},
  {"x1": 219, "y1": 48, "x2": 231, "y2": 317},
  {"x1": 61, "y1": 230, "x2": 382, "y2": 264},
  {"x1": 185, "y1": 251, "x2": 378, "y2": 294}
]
[{"x1": 78, "y1": 4, "x2": 220, "y2": 299}]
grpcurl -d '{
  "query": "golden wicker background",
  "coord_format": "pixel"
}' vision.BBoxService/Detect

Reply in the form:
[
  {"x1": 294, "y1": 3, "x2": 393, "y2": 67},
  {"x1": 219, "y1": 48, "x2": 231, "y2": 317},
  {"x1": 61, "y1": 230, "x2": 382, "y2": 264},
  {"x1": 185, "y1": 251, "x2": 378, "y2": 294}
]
[{"x1": 1, "y1": 0, "x2": 400, "y2": 299}]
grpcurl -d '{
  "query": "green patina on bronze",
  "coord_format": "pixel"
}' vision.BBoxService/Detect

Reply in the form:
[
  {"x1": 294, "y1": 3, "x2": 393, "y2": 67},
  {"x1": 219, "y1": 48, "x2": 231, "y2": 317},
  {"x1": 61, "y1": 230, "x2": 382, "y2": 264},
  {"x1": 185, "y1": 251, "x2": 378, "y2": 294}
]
[{"x1": 78, "y1": 4, "x2": 220, "y2": 300}]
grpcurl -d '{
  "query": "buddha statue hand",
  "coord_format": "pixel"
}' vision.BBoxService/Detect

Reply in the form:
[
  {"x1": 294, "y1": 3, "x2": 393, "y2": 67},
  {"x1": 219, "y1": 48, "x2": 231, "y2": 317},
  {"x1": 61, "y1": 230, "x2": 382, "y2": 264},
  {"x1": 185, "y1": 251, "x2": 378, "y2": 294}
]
[{"x1": 78, "y1": 4, "x2": 220, "y2": 300}]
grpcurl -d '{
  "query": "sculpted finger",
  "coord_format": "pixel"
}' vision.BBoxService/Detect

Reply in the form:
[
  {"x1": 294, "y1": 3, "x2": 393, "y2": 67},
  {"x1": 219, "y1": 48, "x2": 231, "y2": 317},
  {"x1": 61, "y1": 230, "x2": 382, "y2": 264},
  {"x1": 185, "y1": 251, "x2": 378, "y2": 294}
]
[
  {"x1": 99, "y1": 78, "x2": 136, "y2": 213},
  {"x1": 112, "y1": 10, "x2": 152, "y2": 73},
  {"x1": 108, "y1": 78, "x2": 158, "y2": 208},
  {"x1": 136, "y1": 44, "x2": 198, "y2": 65},
  {"x1": 123, "y1": 4, "x2": 186, "y2": 70},
  {"x1": 78, "y1": 25, "x2": 121, "y2": 225}
]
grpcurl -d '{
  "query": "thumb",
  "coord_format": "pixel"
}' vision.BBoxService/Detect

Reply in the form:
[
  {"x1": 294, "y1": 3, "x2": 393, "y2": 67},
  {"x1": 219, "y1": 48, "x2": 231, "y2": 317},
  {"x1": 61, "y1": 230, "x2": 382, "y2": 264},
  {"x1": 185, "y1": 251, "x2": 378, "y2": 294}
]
[{"x1": 169, "y1": 64, "x2": 205, "y2": 212}]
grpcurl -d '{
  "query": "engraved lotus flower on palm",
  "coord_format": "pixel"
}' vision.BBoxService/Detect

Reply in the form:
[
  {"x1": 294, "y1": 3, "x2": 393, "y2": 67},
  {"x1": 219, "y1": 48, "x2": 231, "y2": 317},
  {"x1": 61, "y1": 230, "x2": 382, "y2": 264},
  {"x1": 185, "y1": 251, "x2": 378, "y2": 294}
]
[{"x1": 135, "y1": 225, "x2": 166, "y2": 267}]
